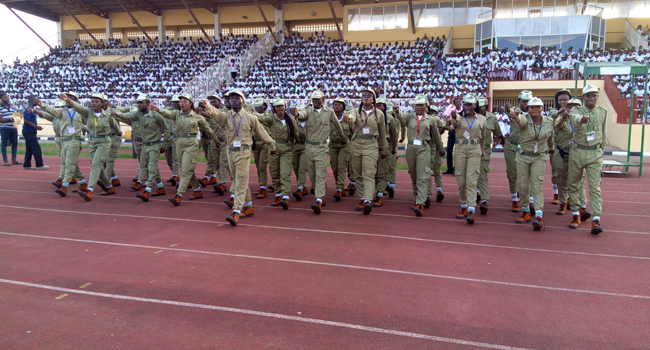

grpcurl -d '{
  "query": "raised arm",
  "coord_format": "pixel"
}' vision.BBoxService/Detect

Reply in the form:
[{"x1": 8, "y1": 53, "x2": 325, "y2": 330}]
[
  {"x1": 329, "y1": 112, "x2": 347, "y2": 144},
  {"x1": 250, "y1": 115, "x2": 276, "y2": 152},
  {"x1": 156, "y1": 112, "x2": 170, "y2": 148},
  {"x1": 64, "y1": 97, "x2": 89, "y2": 121},
  {"x1": 202, "y1": 102, "x2": 227, "y2": 127},
  {"x1": 388, "y1": 116, "x2": 398, "y2": 154},
  {"x1": 109, "y1": 116, "x2": 121, "y2": 135},
  {"x1": 511, "y1": 110, "x2": 528, "y2": 129},
  {"x1": 196, "y1": 115, "x2": 219, "y2": 146},
  {"x1": 153, "y1": 105, "x2": 175, "y2": 120},
  {"x1": 38, "y1": 103, "x2": 61, "y2": 119}
]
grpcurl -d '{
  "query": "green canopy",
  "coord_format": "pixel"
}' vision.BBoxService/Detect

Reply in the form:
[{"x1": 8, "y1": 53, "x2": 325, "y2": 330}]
[{"x1": 576, "y1": 61, "x2": 648, "y2": 76}]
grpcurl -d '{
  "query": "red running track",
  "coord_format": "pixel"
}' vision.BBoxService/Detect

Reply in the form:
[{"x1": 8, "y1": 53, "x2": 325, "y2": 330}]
[{"x1": 0, "y1": 155, "x2": 649, "y2": 349}]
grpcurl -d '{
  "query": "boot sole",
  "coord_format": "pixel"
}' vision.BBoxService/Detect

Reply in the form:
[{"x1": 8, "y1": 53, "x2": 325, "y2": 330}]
[
  {"x1": 292, "y1": 193, "x2": 302, "y2": 201},
  {"x1": 55, "y1": 189, "x2": 66, "y2": 197},
  {"x1": 348, "y1": 189, "x2": 355, "y2": 196},
  {"x1": 333, "y1": 194, "x2": 341, "y2": 202},
  {"x1": 136, "y1": 194, "x2": 149, "y2": 202},
  {"x1": 532, "y1": 220, "x2": 544, "y2": 231},
  {"x1": 151, "y1": 192, "x2": 166, "y2": 197},
  {"x1": 480, "y1": 205, "x2": 488, "y2": 215},
  {"x1": 466, "y1": 216, "x2": 475, "y2": 225},
  {"x1": 311, "y1": 203, "x2": 321, "y2": 214},
  {"x1": 130, "y1": 186, "x2": 142, "y2": 191},
  {"x1": 279, "y1": 202, "x2": 288, "y2": 210},
  {"x1": 224, "y1": 200, "x2": 234, "y2": 209},
  {"x1": 456, "y1": 215, "x2": 466, "y2": 219},
  {"x1": 363, "y1": 205, "x2": 372, "y2": 215},
  {"x1": 591, "y1": 226, "x2": 602, "y2": 235},
  {"x1": 168, "y1": 197, "x2": 181, "y2": 206},
  {"x1": 557, "y1": 212, "x2": 566, "y2": 215},
  {"x1": 516, "y1": 220, "x2": 532, "y2": 224},
  {"x1": 78, "y1": 191, "x2": 91, "y2": 202},
  {"x1": 226, "y1": 216, "x2": 238, "y2": 226},
  {"x1": 569, "y1": 224, "x2": 580, "y2": 229},
  {"x1": 99, "y1": 191, "x2": 115, "y2": 196},
  {"x1": 412, "y1": 208, "x2": 422, "y2": 217},
  {"x1": 188, "y1": 196, "x2": 203, "y2": 200},
  {"x1": 436, "y1": 194, "x2": 444, "y2": 203},
  {"x1": 387, "y1": 188, "x2": 394, "y2": 198},
  {"x1": 581, "y1": 212, "x2": 592, "y2": 221},
  {"x1": 52, "y1": 182, "x2": 62, "y2": 188},
  {"x1": 213, "y1": 185, "x2": 224, "y2": 195},
  {"x1": 372, "y1": 203, "x2": 383, "y2": 208}
]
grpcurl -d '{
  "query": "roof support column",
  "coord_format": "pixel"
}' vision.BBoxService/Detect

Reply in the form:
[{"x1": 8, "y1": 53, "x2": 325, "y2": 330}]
[
  {"x1": 115, "y1": 0, "x2": 155, "y2": 45},
  {"x1": 274, "y1": 6, "x2": 284, "y2": 34},
  {"x1": 106, "y1": 13, "x2": 113, "y2": 41},
  {"x1": 179, "y1": 0, "x2": 216, "y2": 47},
  {"x1": 253, "y1": 0, "x2": 277, "y2": 43},
  {"x1": 57, "y1": 19, "x2": 65, "y2": 48},
  {"x1": 158, "y1": 15, "x2": 165, "y2": 45},
  {"x1": 214, "y1": 12, "x2": 221, "y2": 41},
  {"x1": 59, "y1": 3, "x2": 100, "y2": 45},
  {"x1": 326, "y1": 0, "x2": 343, "y2": 41}
]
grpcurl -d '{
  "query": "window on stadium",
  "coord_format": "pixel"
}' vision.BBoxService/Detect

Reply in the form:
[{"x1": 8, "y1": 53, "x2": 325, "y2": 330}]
[
  {"x1": 178, "y1": 29, "x2": 215, "y2": 38},
  {"x1": 347, "y1": 5, "x2": 409, "y2": 31},
  {"x1": 232, "y1": 27, "x2": 268, "y2": 35},
  {"x1": 291, "y1": 23, "x2": 342, "y2": 33},
  {"x1": 413, "y1": 0, "x2": 492, "y2": 27},
  {"x1": 126, "y1": 31, "x2": 175, "y2": 39}
]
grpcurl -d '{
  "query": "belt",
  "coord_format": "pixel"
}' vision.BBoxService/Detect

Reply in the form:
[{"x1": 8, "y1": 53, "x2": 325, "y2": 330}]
[
  {"x1": 144, "y1": 140, "x2": 161, "y2": 146},
  {"x1": 455, "y1": 139, "x2": 480, "y2": 145},
  {"x1": 353, "y1": 135, "x2": 377, "y2": 141},
  {"x1": 170, "y1": 132, "x2": 175, "y2": 136},
  {"x1": 306, "y1": 140, "x2": 328, "y2": 145},
  {"x1": 295, "y1": 141, "x2": 305, "y2": 145},
  {"x1": 508, "y1": 139, "x2": 519, "y2": 146},
  {"x1": 556, "y1": 144, "x2": 571, "y2": 152},
  {"x1": 274, "y1": 139, "x2": 289, "y2": 144},
  {"x1": 329, "y1": 139, "x2": 347, "y2": 145},
  {"x1": 109, "y1": 132, "x2": 118, "y2": 137},
  {"x1": 556, "y1": 145, "x2": 570, "y2": 160},
  {"x1": 62, "y1": 137, "x2": 81, "y2": 142},
  {"x1": 133, "y1": 137, "x2": 143, "y2": 142},
  {"x1": 254, "y1": 137, "x2": 261, "y2": 142},
  {"x1": 576, "y1": 144, "x2": 599, "y2": 151},
  {"x1": 519, "y1": 150, "x2": 548, "y2": 157},
  {"x1": 229, "y1": 145, "x2": 250, "y2": 152},
  {"x1": 89, "y1": 134, "x2": 109, "y2": 139},
  {"x1": 175, "y1": 133, "x2": 197, "y2": 139}
]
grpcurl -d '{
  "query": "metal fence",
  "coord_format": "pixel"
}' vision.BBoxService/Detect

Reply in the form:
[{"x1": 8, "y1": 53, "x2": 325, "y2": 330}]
[
  {"x1": 624, "y1": 19, "x2": 649, "y2": 50},
  {"x1": 489, "y1": 69, "x2": 584, "y2": 82}
]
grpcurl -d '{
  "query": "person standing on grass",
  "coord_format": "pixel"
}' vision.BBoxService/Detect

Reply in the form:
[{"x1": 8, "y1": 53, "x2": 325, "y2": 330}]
[
  {"x1": 0, "y1": 92, "x2": 21, "y2": 166},
  {"x1": 22, "y1": 96, "x2": 49, "y2": 170}
]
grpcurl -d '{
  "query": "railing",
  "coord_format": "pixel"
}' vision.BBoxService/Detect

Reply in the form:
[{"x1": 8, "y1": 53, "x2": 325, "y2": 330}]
[
  {"x1": 239, "y1": 32, "x2": 280, "y2": 77},
  {"x1": 488, "y1": 69, "x2": 579, "y2": 81},
  {"x1": 86, "y1": 48, "x2": 145, "y2": 56},
  {"x1": 624, "y1": 19, "x2": 649, "y2": 50},
  {"x1": 603, "y1": 75, "x2": 650, "y2": 124},
  {"x1": 478, "y1": 5, "x2": 603, "y2": 23},
  {"x1": 443, "y1": 28, "x2": 453, "y2": 55}
]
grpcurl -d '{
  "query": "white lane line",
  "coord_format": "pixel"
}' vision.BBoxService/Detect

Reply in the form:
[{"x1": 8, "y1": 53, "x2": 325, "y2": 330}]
[
  {"x1": 1, "y1": 193, "x2": 648, "y2": 236},
  {"x1": 0, "y1": 278, "x2": 533, "y2": 350},
  {"x1": 2, "y1": 232, "x2": 649, "y2": 300}
]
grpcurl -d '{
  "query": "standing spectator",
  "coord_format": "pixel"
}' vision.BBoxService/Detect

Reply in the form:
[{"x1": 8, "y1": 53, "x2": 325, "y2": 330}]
[
  {"x1": 230, "y1": 59, "x2": 239, "y2": 79},
  {"x1": 0, "y1": 92, "x2": 21, "y2": 166},
  {"x1": 22, "y1": 96, "x2": 49, "y2": 170}
]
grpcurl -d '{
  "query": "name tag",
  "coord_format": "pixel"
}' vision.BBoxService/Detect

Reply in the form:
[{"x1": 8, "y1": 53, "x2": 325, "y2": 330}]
[
  {"x1": 413, "y1": 138, "x2": 422, "y2": 146},
  {"x1": 586, "y1": 131, "x2": 595, "y2": 142},
  {"x1": 534, "y1": 142, "x2": 538, "y2": 153},
  {"x1": 67, "y1": 126, "x2": 75, "y2": 134},
  {"x1": 197, "y1": 133, "x2": 201, "y2": 141},
  {"x1": 300, "y1": 121, "x2": 305, "y2": 127},
  {"x1": 362, "y1": 127, "x2": 370, "y2": 135},
  {"x1": 463, "y1": 130, "x2": 471, "y2": 140},
  {"x1": 233, "y1": 140, "x2": 241, "y2": 147}
]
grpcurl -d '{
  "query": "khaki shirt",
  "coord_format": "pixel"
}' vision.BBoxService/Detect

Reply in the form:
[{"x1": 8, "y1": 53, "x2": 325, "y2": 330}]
[
  {"x1": 395, "y1": 111, "x2": 443, "y2": 151},
  {"x1": 554, "y1": 111, "x2": 576, "y2": 150},
  {"x1": 257, "y1": 112, "x2": 298, "y2": 142},
  {"x1": 507, "y1": 107, "x2": 524, "y2": 143},
  {"x1": 295, "y1": 117, "x2": 307, "y2": 145},
  {"x1": 298, "y1": 106, "x2": 345, "y2": 143},
  {"x1": 383, "y1": 112, "x2": 399, "y2": 154},
  {"x1": 114, "y1": 110, "x2": 170, "y2": 146},
  {"x1": 452, "y1": 112, "x2": 486, "y2": 150},
  {"x1": 430, "y1": 114, "x2": 446, "y2": 151},
  {"x1": 330, "y1": 113, "x2": 353, "y2": 144},
  {"x1": 68, "y1": 99, "x2": 120, "y2": 137},
  {"x1": 513, "y1": 113, "x2": 554, "y2": 154},
  {"x1": 164, "y1": 107, "x2": 177, "y2": 135},
  {"x1": 157, "y1": 108, "x2": 217, "y2": 142},
  {"x1": 40, "y1": 104, "x2": 85, "y2": 138},
  {"x1": 204, "y1": 104, "x2": 276, "y2": 152},
  {"x1": 568, "y1": 105, "x2": 607, "y2": 150},
  {"x1": 484, "y1": 112, "x2": 503, "y2": 153},
  {"x1": 345, "y1": 108, "x2": 388, "y2": 155}
]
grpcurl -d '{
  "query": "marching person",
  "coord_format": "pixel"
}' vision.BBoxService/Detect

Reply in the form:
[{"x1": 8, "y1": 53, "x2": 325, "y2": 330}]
[
  {"x1": 105, "y1": 93, "x2": 139, "y2": 188},
  {"x1": 164, "y1": 95, "x2": 180, "y2": 186},
  {"x1": 427, "y1": 104, "x2": 447, "y2": 204},
  {"x1": 200, "y1": 89, "x2": 276, "y2": 226},
  {"x1": 329, "y1": 97, "x2": 353, "y2": 202},
  {"x1": 341, "y1": 88, "x2": 387, "y2": 215},
  {"x1": 298, "y1": 90, "x2": 347, "y2": 214},
  {"x1": 373, "y1": 97, "x2": 398, "y2": 205},
  {"x1": 476, "y1": 97, "x2": 504, "y2": 215},
  {"x1": 153, "y1": 94, "x2": 219, "y2": 205},
  {"x1": 60, "y1": 93, "x2": 120, "y2": 201},
  {"x1": 206, "y1": 94, "x2": 230, "y2": 196},
  {"x1": 553, "y1": 98, "x2": 588, "y2": 216},
  {"x1": 548, "y1": 89, "x2": 573, "y2": 205},
  {"x1": 393, "y1": 95, "x2": 445, "y2": 216},
  {"x1": 291, "y1": 104, "x2": 312, "y2": 201},
  {"x1": 386, "y1": 101, "x2": 405, "y2": 195},
  {"x1": 567, "y1": 84, "x2": 607, "y2": 235},
  {"x1": 111, "y1": 94, "x2": 170, "y2": 202},
  {"x1": 505, "y1": 90, "x2": 533, "y2": 213},
  {"x1": 252, "y1": 98, "x2": 271, "y2": 199},
  {"x1": 512, "y1": 97, "x2": 554, "y2": 231},
  {"x1": 451, "y1": 94, "x2": 486, "y2": 224},
  {"x1": 257, "y1": 98, "x2": 296, "y2": 209}
]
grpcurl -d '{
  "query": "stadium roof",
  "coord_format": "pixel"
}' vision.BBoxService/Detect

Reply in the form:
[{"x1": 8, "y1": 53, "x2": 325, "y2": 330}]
[{"x1": 0, "y1": 0, "x2": 362, "y2": 22}]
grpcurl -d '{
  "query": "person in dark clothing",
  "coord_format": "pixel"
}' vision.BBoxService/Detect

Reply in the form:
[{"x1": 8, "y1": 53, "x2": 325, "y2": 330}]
[{"x1": 22, "y1": 95, "x2": 49, "y2": 170}]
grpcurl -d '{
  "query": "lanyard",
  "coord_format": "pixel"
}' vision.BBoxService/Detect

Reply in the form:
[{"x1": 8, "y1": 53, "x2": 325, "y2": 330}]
[
  {"x1": 416, "y1": 115, "x2": 423, "y2": 137},
  {"x1": 363, "y1": 110, "x2": 372, "y2": 126},
  {"x1": 533, "y1": 123, "x2": 541, "y2": 140},
  {"x1": 587, "y1": 109, "x2": 596, "y2": 132},
  {"x1": 67, "y1": 110, "x2": 76, "y2": 126},
  {"x1": 231, "y1": 111, "x2": 243, "y2": 137},
  {"x1": 94, "y1": 114, "x2": 101, "y2": 129},
  {"x1": 464, "y1": 115, "x2": 476, "y2": 133}
]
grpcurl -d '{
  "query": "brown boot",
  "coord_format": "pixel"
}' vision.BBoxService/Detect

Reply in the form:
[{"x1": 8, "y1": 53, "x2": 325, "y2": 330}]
[
  {"x1": 52, "y1": 179, "x2": 63, "y2": 188},
  {"x1": 292, "y1": 188, "x2": 303, "y2": 201},
  {"x1": 208, "y1": 176, "x2": 217, "y2": 185},
  {"x1": 78, "y1": 189, "x2": 92, "y2": 201},
  {"x1": 355, "y1": 200, "x2": 365, "y2": 211},
  {"x1": 136, "y1": 190, "x2": 150, "y2": 202},
  {"x1": 271, "y1": 196, "x2": 283, "y2": 207},
  {"x1": 131, "y1": 182, "x2": 143, "y2": 191},
  {"x1": 436, "y1": 191, "x2": 444, "y2": 203},
  {"x1": 199, "y1": 177, "x2": 210, "y2": 187},
  {"x1": 55, "y1": 186, "x2": 67, "y2": 197},
  {"x1": 213, "y1": 183, "x2": 226, "y2": 195},
  {"x1": 168, "y1": 194, "x2": 182, "y2": 206},
  {"x1": 69, "y1": 177, "x2": 78, "y2": 184},
  {"x1": 224, "y1": 196, "x2": 234, "y2": 209},
  {"x1": 591, "y1": 220, "x2": 603, "y2": 235},
  {"x1": 466, "y1": 211, "x2": 476, "y2": 225},
  {"x1": 479, "y1": 201, "x2": 488, "y2": 215},
  {"x1": 363, "y1": 200, "x2": 372, "y2": 215},
  {"x1": 511, "y1": 201, "x2": 521, "y2": 213},
  {"x1": 516, "y1": 211, "x2": 532, "y2": 224},
  {"x1": 311, "y1": 200, "x2": 322, "y2": 214},
  {"x1": 579, "y1": 208, "x2": 592, "y2": 221},
  {"x1": 333, "y1": 190, "x2": 343, "y2": 202},
  {"x1": 412, "y1": 204, "x2": 424, "y2": 217},
  {"x1": 569, "y1": 214, "x2": 581, "y2": 229},
  {"x1": 256, "y1": 188, "x2": 267, "y2": 199},
  {"x1": 168, "y1": 176, "x2": 178, "y2": 186},
  {"x1": 372, "y1": 196, "x2": 384, "y2": 208},
  {"x1": 456, "y1": 208, "x2": 469, "y2": 219},
  {"x1": 424, "y1": 196, "x2": 432, "y2": 208},
  {"x1": 387, "y1": 186, "x2": 395, "y2": 198},
  {"x1": 557, "y1": 203, "x2": 567, "y2": 215},
  {"x1": 111, "y1": 178, "x2": 121, "y2": 187},
  {"x1": 241, "y1": 206, "x2": 255, "y2": 218},
  {"x1": 151, "y1": 187, "x2": 166, "y2": 196},
  {"x1": 73, "y1": 183, "x2": 88, "y2": 193},
  {"x1": 532, "y1": 216, "x2": 545, "y2": 231},
  {"x1": 552, "y1": 194, "x2": 559, "y2": 205},
  {"x1": 189, "y1": 191, "x2": 203, "y2": 200},
  {"x1": 100, "y1": 187, "x2": 115, "y2": 196},
  {"x1": 279, "y1": 198, "x2": 289, "y2": 210},
  {"x1": 226, "y1": 212, "x2": 240, "y2": 226}
]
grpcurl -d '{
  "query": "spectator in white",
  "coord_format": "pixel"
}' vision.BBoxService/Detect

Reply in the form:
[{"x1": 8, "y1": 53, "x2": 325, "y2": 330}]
[
  {"x1": 496, "y1": 106, "x2": 509, "y2": 148},
  {"x1": 0, "y1": 92, "x2": 21, "y2": 166},
  {"x1": 230, "y1": 59, "x2": 239, "y2": 79}
]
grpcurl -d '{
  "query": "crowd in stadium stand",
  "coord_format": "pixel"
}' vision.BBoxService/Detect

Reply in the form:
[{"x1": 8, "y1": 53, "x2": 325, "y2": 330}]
[{"x1": 0, "y1": 35, "x2": 257, "y2": 100}]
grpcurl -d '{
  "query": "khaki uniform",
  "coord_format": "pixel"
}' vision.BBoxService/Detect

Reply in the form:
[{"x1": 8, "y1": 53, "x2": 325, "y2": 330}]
[
  {"x1": 345, "y1": 108, "x2": 388, "y2": 201},
  {"x1": 329, "y1": 114, "x2": 353, "y2": 191},
  {"x1": 376, "y1": 112, "x2": 398, "y2": 195},
  {"x1": 395, "y1": 111, "x2": 443, "y2": 205},
  {"x1": 258, "y1": 112, "x2": 297, "y2": 198},
  {"x1": 115, "y1": 110, "x2": 170, "y2": 189},
  {"x1": 298, "y1": 106, "x2": 346, "y2": 199},
  {"x1": 388, "y1": 114, "x2": 406, "y2": 185},
  {"x1": 452, "y1": 113, "x2": 486, "y2": 207},
  {"x1": 205, "y1": 105, "x2": 276, "y2": 212},
  {"x1": 253, "y1": 111, "x2": 272, "y2": 188},
  {"x1": 68, "y1": 100, "x2": 120, "y2": 190},
  {"x1": 40, "y1": 105, "x2": 85, "y2": 184},
  {"x1": 428, "y1": 116, "x2": 446, "y2": 195},
  {"x1": 513, "y1": 113, "x2": 554, "y2": 213},
  {"x1": 201, "y1": 116, "x2": 228, "y2": 183},
  {"x1": 548, "y1": 108, "x2": 560, "y2": 186},
  {"x1": 554, "y1": 113, "x2": 587, "y2": 206},
  {"x1": 292, "y1": 119, "x2": 309, "y2": 188},
  {"x1": 158, "y1": 109, "x2": 217, "y2": 195},
  {"x1": 505, "y1": 107, "x2": 522, "y2": 194},
  {"x1": 163, "y1": 113, "x2": 179, "y2": 175},
  {"x1": 114, "y1": 105, "x2": 145, "y2": 180},
  {"x1": 567, "y1": 106, "x2": 607, "y2": 216},
  {"x1": 477, "y1": 112, "x2": 503, "y2": 202}
]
